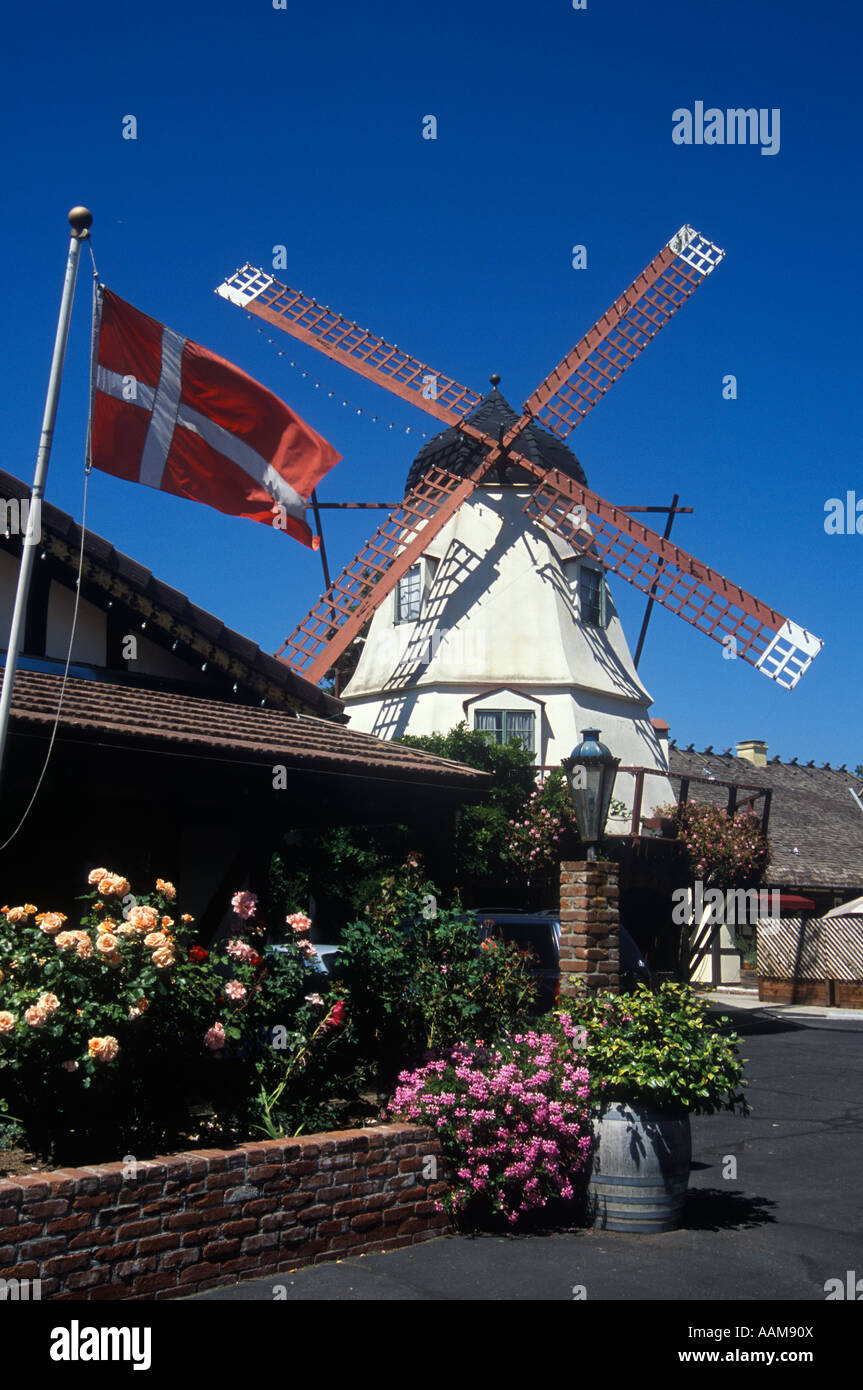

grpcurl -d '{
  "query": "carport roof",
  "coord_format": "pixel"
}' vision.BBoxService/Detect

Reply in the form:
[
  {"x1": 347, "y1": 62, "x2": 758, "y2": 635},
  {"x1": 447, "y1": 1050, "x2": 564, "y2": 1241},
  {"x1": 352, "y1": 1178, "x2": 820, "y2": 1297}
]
[{"x1": 7, "y1": 669, "x2": 489, "y2": 789}]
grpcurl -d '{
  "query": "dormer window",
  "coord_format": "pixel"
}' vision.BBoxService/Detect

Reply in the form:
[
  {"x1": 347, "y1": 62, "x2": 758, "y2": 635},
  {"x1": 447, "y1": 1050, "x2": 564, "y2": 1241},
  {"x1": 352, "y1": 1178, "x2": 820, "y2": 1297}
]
[
  {"x1": 579, "y1": 566, "x2": 605, "y2": 628},
  {"x1": 474, "y1": 709, "x2": 535, "y2": 755},
  {"x1": 395, "y1": 565, "x2": 422, "y2": 623}
]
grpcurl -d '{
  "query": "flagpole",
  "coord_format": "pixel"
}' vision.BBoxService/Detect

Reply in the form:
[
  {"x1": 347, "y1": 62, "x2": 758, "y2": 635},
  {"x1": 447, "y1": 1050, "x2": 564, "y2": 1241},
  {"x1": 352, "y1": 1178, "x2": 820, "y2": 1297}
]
[{"x1": 0, "y1": 205, "x2": 93, "y2": 783}]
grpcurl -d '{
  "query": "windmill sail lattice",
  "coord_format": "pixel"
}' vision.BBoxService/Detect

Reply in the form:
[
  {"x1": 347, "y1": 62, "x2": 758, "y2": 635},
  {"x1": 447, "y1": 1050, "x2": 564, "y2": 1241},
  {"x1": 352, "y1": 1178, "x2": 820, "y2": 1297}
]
[
  {"x1": 216, "y1": 266, "x2": 481, "y2": 427},
  {"x1": 526, "y1": 227, "x2": 724, "y2": 440},
  {"x1": 523, "y1": 470, "x2": 822, "y2": 689},
  {"x1": 277, "y1": 465, "x2": 485, "y2": 681},
  {"x1": 216, "y1": 225, "x2": 822, "y2": 690}
]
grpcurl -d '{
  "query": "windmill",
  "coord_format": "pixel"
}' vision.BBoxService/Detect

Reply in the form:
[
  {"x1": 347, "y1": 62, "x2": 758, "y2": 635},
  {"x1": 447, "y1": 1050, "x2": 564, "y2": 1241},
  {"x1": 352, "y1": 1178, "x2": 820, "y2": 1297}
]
[{"x1": 215, "y1": 226, "x2": 822, "y2": 784}]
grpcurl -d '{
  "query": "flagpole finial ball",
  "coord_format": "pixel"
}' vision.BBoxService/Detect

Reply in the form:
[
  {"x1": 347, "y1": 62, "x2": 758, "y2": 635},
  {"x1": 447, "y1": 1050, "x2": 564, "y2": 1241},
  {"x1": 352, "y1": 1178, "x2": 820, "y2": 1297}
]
[
  {"x1": 489, "y1": 373, "x2": 501, "y2": 388},
  {"x1": 68, "y1": 206, "x2": 93, "y2": 239}
]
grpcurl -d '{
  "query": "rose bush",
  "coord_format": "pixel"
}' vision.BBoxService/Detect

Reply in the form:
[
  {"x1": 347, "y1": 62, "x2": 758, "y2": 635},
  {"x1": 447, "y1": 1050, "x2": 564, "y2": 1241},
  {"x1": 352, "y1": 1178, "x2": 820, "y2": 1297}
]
[
  {"x1": 0, "y1": 873, "x2": 351, "y2": 1161},
  {"x1": 658, "y1": 802, "x2": 770, "y2": 888}
]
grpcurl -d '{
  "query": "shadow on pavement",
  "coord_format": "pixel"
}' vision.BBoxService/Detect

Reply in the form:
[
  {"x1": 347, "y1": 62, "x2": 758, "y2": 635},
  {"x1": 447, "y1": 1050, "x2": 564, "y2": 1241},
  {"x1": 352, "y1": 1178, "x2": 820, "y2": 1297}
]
[
  {"x1": 684, "y1": 1186, "x2": 777, "y2": 1231},
  {"x1": 710, "y1": 1007, "x2": 807, "y2": 1037}
]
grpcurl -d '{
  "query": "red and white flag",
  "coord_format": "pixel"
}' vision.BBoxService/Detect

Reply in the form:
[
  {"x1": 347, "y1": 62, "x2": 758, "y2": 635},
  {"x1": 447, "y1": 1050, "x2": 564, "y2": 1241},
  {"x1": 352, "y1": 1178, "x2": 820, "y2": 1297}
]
[{"x1": 89, "y1": 288, "x2": 340, "y2": 547}]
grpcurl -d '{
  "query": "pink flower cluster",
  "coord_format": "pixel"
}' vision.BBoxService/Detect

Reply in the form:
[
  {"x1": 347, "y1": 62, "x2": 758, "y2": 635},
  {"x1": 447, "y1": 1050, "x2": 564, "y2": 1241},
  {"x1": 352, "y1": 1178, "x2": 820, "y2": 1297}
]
[
  {"x1": 668, "y1": 804, "x2": 770, "y2": 887},
  {"x1": 507, "y1": 789, "x2": 566, "y2": 872},
  {"x1": 389, "y1": 1026, "x2": 592, "y2": 1225}
]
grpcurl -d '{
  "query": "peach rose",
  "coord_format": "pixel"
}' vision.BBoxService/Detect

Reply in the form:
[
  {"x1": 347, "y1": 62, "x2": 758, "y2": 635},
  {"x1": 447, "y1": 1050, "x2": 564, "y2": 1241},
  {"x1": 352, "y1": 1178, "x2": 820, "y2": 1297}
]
[
  {"x1": 37, "y1": 993, "x2": 60, "y2": 1015},
  {"x1": 155, "y1": 879, "x2": 177, "y2": 900},
  {"x1": 6, "y1": 905, "x2": 32, "y2": 924},
  {"x1": 128, "y1": 996, "x2": 149, "y2": 1020},
  {"x1": 127, "y1": 904, "x2": 159, "y2": 933},
  {"x1": 115, "y1": 923, "x2": 138, "y2": 938},
  {"x1": 0, "y1": 1011, "x2": 16, "y2": 1033},
  {"x1": 88, "y1": 1035, "x2": 119, "y2": 1063},
  {"x1": 96, "y1": 918, "x2": 119, "y2": 934},
  {"x1": 54, "y1": 931, "x2": 76, "y2": 950},
  {"x1": 104, "y1": 951, "x2": 123, "y2": 969},
  {"x1": 181, "y1": 914, "x2": 194, "y2": 923},
  {"x1": 97, "y1": 874, "x2": 130, "y2": 897},
  {"x1": 161, "y1": 916, "x2": 174, "y2": 930},
  {"x1": 152, "y1": 946, "x2": 175, "y2": 970},
  {"x1": 24, "y1": 1004, "x2": 48, "y2": 1027},
  {"x1": 87, "y1": 868, "x2": 109, "y2": 885},
  {"x1": 36, "y1": 911, "x2": 67, "y2": 935},
  {"x1": 75, "y1": 934, "x2": 94, "y2": 961},
  {"x1": 96, "y1": 933, "x2": 119, "y2": 955},
  {"x1": 144, "y1": 931, "x2": 170, "y2": 950},
  {"x1": 62, "y1": 1059, "x2": 79, "y2": 1072}
]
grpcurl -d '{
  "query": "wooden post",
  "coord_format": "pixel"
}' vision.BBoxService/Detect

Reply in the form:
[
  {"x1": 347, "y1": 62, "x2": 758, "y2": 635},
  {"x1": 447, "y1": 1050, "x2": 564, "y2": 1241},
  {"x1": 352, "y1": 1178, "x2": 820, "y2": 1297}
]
[{"x1": 630, "y1": 769, "x2": 644, "y2": 837}]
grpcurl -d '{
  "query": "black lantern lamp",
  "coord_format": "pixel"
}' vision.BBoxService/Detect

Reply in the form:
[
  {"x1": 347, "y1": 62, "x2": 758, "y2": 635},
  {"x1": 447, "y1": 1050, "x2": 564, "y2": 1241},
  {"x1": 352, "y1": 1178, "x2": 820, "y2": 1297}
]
[{"x1": 562, "y1": 728, "x2": 620, "y2": 862}]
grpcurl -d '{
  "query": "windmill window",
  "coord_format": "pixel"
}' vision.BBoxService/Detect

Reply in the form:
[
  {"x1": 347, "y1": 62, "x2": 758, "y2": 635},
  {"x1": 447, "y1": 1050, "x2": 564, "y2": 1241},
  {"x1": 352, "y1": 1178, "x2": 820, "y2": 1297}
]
[
  {"x1": 474, "y1": 709, "x2": 535, "y2": 755},
  {"x1": 579, "y1": 567, "x2": 605, "y2": 628},
  {"x1": 395, "y1": 565, "x2": 422, "y2": 623}
]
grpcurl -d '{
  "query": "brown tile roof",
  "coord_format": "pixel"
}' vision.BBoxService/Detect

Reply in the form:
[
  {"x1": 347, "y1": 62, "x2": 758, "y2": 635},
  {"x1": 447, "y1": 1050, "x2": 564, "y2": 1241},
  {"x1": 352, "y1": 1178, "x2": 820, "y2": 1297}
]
[
  {"x1": 8, "y1": 670, "x2": 488, "y2": 787},
  {"x1": 0, "y1": 469, "x2": 341, "y2": 720},
  {"x1": 668, "y1": 747, "x2": 863, "y2": 890}
]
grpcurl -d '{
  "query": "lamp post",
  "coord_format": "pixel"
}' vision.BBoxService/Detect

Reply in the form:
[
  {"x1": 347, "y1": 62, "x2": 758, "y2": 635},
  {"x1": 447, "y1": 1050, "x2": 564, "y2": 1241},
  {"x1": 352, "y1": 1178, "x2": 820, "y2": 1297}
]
[{"x1": 562, "y1": 728, "x2": 620, "y2": 862}]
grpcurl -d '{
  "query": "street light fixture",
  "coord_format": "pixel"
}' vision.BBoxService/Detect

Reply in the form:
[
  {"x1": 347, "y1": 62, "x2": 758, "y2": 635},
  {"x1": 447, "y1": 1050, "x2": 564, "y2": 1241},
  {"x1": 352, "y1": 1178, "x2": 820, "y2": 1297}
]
[{"x1": 562, "y1": 728, "x2": 620, "y2": 862}]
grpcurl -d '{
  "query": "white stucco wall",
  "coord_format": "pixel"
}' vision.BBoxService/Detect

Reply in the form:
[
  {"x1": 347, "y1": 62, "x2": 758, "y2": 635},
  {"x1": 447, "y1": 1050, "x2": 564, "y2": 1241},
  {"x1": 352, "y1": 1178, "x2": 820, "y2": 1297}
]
[
  {"x1": 341, "y1": 486, "x2": 674, "y2": 824},
  {"x1": 46, "y1": 581, "x2": 106, "y2": 665},
  {"x1": 0, "y1": 563, "x2": 212, "y2": 684}
]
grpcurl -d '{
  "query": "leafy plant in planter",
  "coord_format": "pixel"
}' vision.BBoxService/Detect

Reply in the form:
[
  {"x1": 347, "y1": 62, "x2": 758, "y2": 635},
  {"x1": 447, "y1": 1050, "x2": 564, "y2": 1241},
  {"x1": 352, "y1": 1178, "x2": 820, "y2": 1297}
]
[
  {"x1": 560, "y1": 982, "x2": 749, "y2": 1232},
  {"x1": 563, "y1": 982, "x2": 749, "y2": 1115}
]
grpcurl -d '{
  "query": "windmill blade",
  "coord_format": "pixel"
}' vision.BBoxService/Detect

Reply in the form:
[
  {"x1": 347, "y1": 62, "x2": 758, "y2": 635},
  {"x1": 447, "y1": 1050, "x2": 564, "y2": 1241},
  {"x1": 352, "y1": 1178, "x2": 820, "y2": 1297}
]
[
  {"x1": 277, "y1": 460, "x2": 503, "y2": 683},
  {"x1": 215, "y1": 265, "x2": 482, "y2": 427},
  {"x1": 522, "y1": 226, "x2": 725, "y2": 441},
  {"x1": 524, "y1": 470, "x2": 822, "y2": 689}
]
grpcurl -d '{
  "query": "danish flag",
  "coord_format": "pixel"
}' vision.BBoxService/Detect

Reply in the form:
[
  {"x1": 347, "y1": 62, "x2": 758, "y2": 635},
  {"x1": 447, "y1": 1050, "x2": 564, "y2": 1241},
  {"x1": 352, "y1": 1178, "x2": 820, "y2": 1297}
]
[{"x1": 89, "y1": 288, "x2": 340, "y2": 547}]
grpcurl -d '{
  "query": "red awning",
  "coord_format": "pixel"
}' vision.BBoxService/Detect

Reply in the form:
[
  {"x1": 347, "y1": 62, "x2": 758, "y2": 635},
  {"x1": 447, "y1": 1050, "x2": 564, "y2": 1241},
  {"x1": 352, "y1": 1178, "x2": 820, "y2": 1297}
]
[{"x1": 775, "y1": 893, "x2": 816, "y2": 912}]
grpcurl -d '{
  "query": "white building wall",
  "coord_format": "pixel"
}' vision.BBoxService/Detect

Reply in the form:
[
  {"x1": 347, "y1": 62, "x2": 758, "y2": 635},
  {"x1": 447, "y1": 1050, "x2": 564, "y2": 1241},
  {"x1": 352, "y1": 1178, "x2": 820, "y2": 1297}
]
[{"x1": 342, "y1": 486, "x2": 674, "y2": 826}]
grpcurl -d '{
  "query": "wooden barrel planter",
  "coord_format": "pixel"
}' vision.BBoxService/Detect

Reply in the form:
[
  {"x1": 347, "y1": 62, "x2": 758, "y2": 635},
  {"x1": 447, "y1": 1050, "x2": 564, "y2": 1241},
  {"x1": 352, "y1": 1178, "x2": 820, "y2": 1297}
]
[{"x1": 586, "y1": 1102, "x2": 691, "y2": 1233}]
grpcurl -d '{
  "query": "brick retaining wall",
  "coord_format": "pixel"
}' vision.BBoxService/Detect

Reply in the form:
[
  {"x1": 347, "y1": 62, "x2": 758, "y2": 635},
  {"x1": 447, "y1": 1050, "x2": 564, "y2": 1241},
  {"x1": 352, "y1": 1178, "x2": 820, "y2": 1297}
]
[{"x1": 0, "y1": 1124, "x2": 452, "y2": 1301}]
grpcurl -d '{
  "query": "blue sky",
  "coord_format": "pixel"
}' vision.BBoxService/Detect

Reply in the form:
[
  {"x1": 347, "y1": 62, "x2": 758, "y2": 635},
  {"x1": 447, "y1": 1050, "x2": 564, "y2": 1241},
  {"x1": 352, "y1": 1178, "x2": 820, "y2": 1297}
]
[{"x1": 2, "y1": 0, "x2": 861, "y2": 764}]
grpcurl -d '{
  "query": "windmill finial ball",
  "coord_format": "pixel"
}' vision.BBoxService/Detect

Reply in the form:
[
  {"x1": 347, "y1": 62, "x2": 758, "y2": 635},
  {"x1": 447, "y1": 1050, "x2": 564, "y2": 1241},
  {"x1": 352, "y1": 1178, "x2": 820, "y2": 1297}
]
[{"x1": 489, "y1": 373, "x2": 501, "y2": 388}]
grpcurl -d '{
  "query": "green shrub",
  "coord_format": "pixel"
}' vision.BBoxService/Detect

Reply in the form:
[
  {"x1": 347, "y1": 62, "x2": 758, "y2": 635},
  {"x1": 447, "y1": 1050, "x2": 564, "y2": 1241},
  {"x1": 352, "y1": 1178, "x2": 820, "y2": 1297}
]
[
  {"x1": 561, "y1": 981, "x2": 750, "y2": 1116},
  {"x1": 333, "y1": 869, "x2": 537, "y2": 1089}
]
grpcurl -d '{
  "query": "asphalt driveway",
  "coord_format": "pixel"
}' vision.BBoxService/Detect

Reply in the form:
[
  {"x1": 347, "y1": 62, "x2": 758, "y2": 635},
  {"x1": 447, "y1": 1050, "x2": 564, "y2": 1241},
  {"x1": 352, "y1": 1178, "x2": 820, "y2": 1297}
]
[{"x1": 190, "y1": 1004, "x2": 863, "y2": 1301}]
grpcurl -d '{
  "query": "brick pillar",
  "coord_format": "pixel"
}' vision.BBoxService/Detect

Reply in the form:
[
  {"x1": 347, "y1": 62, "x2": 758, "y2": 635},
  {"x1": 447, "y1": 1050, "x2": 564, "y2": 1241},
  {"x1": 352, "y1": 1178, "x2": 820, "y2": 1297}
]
[{"x1": 559, "y1": 859, "x2": 620, "y2": 996}]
